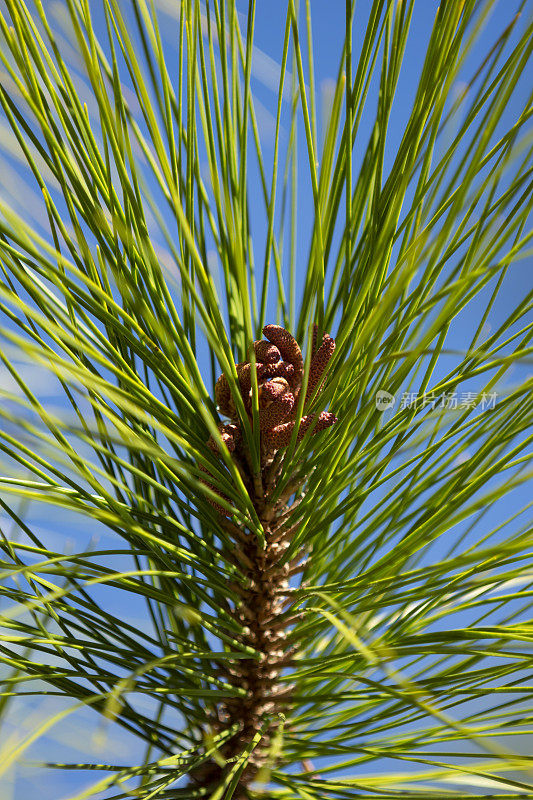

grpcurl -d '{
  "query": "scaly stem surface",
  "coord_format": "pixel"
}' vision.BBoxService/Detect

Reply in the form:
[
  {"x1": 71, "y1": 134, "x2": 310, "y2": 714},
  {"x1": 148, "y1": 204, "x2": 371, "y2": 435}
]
[{"x1": 190, "y1": 465, "x2": 303, "y2": 797}]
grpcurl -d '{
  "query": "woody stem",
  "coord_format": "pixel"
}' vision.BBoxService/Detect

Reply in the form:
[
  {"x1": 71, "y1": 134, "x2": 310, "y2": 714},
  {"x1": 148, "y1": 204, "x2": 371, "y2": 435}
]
[{"x1": 189, "y1": 464, "x2": 304, "y2": 798}]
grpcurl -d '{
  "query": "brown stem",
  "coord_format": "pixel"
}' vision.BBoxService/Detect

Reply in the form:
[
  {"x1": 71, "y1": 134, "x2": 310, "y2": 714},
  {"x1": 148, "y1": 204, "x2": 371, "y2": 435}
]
[
  {"x1": 190, "y1": 324, "x2": 337, "y2": 797},
  {"x1": 188, "y1": 493, "x2": 303, "y2": 797}
]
